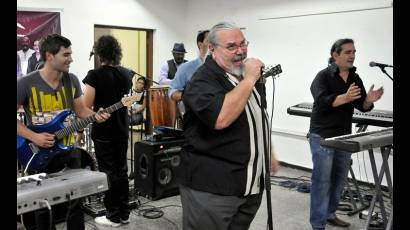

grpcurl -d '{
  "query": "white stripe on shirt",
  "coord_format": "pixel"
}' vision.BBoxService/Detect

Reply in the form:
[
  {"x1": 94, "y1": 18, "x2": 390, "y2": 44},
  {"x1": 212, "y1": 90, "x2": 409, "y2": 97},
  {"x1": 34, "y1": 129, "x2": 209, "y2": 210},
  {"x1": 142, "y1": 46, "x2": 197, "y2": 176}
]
[{"x1": 226, "y1": 73, "x2": 270, "y2": 195}]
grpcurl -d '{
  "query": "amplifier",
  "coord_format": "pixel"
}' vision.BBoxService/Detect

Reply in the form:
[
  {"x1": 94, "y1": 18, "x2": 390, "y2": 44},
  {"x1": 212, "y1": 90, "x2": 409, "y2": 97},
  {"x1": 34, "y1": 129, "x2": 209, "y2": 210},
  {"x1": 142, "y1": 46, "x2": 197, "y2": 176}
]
[{"x1": 134, "y1": 138, "x2": 184, "y2": 200}]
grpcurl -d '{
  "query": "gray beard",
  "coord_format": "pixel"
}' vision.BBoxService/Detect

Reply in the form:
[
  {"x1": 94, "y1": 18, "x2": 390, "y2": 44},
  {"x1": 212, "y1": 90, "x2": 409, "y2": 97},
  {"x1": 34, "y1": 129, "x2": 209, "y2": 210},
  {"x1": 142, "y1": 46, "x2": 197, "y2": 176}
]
[
  {"x1": 229, "y1": 65, "x2": 244, "y2": 78},
  {"x1": 229, "y1": 54, "x2": 246, "y2": 78}
]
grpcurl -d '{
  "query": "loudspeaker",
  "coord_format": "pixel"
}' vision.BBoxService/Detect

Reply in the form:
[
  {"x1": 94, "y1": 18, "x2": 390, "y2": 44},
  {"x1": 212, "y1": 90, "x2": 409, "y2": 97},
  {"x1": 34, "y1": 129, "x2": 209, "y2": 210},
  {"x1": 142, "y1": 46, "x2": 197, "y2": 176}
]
[{"x1": 134, "y1": 138, "x2": 184, "y2": 200}]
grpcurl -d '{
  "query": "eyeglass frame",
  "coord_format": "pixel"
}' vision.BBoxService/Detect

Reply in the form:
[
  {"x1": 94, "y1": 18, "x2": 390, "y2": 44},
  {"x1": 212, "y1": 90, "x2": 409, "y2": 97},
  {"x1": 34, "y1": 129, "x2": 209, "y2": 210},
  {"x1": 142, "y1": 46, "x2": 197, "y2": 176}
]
[{"x1": 214, "y1": 40, "x2": 249, "y2": 53}]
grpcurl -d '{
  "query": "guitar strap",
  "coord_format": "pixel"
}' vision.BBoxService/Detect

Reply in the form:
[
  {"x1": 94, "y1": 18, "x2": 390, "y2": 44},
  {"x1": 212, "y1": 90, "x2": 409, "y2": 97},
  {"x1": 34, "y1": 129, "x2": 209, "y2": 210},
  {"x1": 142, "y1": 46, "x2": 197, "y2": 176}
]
[{"x1": 62, "y1": 72, "x2": 74, "y2": 110}]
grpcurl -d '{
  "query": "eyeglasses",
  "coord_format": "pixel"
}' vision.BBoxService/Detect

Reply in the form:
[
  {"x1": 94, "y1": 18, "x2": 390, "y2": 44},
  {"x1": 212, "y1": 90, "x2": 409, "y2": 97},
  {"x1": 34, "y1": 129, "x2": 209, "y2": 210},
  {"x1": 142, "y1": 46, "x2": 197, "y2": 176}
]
[{"x1": 217, "y1": 40, "x2": 249, "y2": 53}]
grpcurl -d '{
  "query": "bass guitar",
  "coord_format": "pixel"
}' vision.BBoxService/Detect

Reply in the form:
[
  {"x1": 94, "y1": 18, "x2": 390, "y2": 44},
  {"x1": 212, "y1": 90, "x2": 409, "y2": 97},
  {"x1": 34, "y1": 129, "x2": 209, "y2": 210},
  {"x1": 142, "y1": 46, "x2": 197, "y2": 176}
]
[{"x1": 17, "y1": 94, "x2": 141, "y2": 171}]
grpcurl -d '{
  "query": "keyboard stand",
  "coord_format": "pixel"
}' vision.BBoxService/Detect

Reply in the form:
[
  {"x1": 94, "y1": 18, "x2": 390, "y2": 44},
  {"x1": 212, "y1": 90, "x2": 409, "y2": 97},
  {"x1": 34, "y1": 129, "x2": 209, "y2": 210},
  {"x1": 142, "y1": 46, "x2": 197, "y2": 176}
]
[
  {"x1": 342, "y1": 124, "x2": 370, "y2": 216},
  {"x1": 345, "y1": 161, "x2": 370, "y2": 216},
  {"x1": 364, "y1": 145, "x2": 393, "y2": 230}
]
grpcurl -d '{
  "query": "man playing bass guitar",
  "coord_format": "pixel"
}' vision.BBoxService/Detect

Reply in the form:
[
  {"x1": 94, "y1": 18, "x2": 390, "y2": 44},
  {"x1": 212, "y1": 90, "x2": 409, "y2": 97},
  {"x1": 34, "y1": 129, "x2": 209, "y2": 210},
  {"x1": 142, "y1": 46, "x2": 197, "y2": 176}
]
[{"x1": 17, "y1": 34, "x2": 110, "y2": 230}]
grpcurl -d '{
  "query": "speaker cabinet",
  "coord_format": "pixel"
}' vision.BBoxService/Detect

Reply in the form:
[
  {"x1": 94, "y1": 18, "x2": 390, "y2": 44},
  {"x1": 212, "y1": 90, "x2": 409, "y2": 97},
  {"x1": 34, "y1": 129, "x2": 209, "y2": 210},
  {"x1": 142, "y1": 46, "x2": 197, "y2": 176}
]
[{"x1": 134, "y1": 138, "x2": 184, "y2": 200}]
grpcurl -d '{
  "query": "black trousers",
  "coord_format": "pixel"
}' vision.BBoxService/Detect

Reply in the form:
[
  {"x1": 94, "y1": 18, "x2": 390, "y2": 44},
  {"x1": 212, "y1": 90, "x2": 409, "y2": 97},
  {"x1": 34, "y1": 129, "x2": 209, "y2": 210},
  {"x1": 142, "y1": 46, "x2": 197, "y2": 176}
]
[
  {"x1": 93, "y1": 138, "x2": 130, "y2": 223},
  {"x1": 34, "y1": 148, "x2": 85, "y2": 230}
]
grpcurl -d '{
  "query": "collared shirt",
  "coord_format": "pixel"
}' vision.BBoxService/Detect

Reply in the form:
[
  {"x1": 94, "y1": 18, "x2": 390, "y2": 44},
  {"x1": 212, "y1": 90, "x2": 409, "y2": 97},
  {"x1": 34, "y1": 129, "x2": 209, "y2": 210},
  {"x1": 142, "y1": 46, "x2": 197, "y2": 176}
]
[
  {"x1": 309, "y1": 63, "x2": 373, "y2": 138},
  {"x1": 17, "y1": 48, "x2": 35, "y2": 75},
  {"x1": 181, "y1": 55, "x2": 270, "y2": 196},
  {"x1": 159, "y1": 59, "x2": 185, "y2": 85},
  {"x1": 168, "y1": 57, "x2": 203, "y2": 98}
]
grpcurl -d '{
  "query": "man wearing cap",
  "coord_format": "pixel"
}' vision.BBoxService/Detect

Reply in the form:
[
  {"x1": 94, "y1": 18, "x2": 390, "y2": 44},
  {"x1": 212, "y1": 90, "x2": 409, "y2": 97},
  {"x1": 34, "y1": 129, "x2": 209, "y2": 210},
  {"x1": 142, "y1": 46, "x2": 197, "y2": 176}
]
[
  {"x1": 17, "y1": 36, "x2": 35, "y2": 76},
  {"x1": 158, "y1": 43, "x2": 188, "y2": 85}
]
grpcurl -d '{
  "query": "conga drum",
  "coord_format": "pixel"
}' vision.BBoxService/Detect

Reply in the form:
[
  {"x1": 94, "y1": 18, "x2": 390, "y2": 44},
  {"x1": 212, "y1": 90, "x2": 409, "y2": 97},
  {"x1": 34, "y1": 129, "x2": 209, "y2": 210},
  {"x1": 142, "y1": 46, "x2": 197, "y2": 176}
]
[{"x1": 148, "y1": 85, "x2": 177, "y2": 127}]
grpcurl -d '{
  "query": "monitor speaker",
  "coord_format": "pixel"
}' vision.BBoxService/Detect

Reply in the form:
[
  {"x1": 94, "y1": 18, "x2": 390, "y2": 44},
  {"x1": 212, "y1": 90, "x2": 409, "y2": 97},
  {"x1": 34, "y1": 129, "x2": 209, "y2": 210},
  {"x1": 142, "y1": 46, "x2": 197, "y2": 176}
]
[{"x1": 134, "y1": 138, "x2": 184, "y2": 200}]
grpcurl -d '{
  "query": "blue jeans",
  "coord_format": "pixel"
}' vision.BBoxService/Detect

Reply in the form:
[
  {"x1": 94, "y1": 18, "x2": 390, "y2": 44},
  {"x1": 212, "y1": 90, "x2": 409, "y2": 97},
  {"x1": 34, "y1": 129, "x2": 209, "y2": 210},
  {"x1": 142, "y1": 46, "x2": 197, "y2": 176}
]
[{"x1": 308, "y1": 133, "x2": 352, "y2": 229}]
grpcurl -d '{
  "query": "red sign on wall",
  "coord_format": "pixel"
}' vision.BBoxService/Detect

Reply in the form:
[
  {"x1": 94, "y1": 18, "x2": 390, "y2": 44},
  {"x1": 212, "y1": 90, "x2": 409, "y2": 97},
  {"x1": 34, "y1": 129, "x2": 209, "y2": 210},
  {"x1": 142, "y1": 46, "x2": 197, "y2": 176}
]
[{"x1": 17, "y1": 11, "x2": 61, "y2": 50}]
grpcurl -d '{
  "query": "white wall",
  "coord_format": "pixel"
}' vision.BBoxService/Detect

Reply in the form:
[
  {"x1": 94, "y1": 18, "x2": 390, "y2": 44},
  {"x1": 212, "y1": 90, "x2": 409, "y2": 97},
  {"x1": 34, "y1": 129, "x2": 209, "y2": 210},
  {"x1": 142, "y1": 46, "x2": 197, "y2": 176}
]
[
  {"x1": 185, "y1": 0, "x2": 393, "y2": 185},
  {"x1": 17, "y1": 0, "x2": 188, "y2": 82}
]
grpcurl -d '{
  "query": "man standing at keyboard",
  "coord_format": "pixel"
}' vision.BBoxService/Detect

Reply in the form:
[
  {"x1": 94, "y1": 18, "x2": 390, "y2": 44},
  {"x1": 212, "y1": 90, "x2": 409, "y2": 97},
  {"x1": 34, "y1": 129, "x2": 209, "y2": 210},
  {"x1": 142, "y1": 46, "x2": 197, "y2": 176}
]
[{"x1": 308, "y1": 38, "x2": 384, "y2": 230}]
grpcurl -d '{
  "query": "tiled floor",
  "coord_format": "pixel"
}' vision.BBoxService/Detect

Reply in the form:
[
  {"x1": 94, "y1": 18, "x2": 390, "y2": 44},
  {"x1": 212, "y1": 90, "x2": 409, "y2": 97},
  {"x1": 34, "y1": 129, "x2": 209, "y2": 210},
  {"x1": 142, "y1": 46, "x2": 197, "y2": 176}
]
[
  {"x1": 46, "y1": 131, "x2": 390, "y2": 230},
  {"x1": 74, "y1": 165, "x2": 389, "y2": 230}
]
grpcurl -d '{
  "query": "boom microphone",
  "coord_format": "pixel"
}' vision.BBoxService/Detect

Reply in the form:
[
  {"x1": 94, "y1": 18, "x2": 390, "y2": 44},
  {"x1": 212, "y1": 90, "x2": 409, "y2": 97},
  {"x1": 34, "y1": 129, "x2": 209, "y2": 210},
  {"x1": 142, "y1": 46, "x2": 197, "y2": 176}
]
[{"x1": 369, "y1": 61, "x2": 393, "y2": 68}]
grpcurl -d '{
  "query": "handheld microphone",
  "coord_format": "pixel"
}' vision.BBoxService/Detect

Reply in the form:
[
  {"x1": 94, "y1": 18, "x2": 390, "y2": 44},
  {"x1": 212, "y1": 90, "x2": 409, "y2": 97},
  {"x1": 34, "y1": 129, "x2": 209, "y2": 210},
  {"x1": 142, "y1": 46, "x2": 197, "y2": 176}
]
[{"x1": 369, "y1": 61, "x2": 393, "y2": 68}]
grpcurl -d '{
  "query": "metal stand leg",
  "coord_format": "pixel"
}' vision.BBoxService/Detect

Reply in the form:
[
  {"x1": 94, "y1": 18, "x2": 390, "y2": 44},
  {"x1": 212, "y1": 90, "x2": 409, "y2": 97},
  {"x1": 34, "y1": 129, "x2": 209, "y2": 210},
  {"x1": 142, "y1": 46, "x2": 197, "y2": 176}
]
[
  {"x1": 129, "y1": 124, "x2": 134, "y2": 180},
  {"x1": 347, "y1": 162, "x2": 369, "y2": 215},
  {"x1": 140, "y1": 120, "x2": 145, "y2": 140},
  {"x1": 364, "y1": 146, "x2": 392, "y2": 230},
  {"x1": 341, "y1": 124, "x2": 369, "y2": 216},
  {"x1": 386, "y1": 209, "x2": 393, "y2": 230}
]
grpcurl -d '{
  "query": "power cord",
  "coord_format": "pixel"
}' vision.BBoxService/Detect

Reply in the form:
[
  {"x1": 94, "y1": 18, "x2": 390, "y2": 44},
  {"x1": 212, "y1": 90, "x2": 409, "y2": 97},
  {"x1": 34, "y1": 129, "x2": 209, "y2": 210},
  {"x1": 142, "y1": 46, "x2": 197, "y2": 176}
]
[
  {"x1": 359, "y1": 210, "x2": 386, "y2": 228},
  {"x1": 19, "y1": 215, "x2": 25, "y2": 230},
  {"x1": 296, "y1": 182, "x2": 311, "y2": 193},
  {"x1": 130, "y1": 201, "x2": 181, "y2": 230},
  {"x1": 39, "y1": 199, "x2": 52, "y2": 230},
  {"x1": 138, "y1": 206, "x2": 164, "y2": 219},
  {"x1": 271, "y1": 175, "x2": 311, "y2": 193},
  {"x1": 278, "y1": 180, "x2": 297, "y2": 189},
  {"x1": 136, "y1": 204, "x2": 182, "y2": 219},
  {"x1": 337, "y1": 203, "x2": 353, "y2": 212}
]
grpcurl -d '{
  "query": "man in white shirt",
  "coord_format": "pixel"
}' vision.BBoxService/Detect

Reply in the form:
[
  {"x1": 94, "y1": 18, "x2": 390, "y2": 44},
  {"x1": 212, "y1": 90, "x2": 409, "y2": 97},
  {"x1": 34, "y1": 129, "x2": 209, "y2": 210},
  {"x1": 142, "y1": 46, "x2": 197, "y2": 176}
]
[
  {"x1": 17, "y1": 36, "x2": 35, "y2": 76},
  {"x1": 158, "y1": 43, "x2": 188, "y2": 85}
]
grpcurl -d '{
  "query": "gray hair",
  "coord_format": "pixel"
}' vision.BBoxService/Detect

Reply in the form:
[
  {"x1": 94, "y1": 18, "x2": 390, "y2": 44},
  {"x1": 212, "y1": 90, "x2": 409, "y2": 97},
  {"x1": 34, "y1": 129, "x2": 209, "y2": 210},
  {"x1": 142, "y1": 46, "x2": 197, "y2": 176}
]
[{"x1": 208, "y1": 21, "x2": 240, "y2": 46}]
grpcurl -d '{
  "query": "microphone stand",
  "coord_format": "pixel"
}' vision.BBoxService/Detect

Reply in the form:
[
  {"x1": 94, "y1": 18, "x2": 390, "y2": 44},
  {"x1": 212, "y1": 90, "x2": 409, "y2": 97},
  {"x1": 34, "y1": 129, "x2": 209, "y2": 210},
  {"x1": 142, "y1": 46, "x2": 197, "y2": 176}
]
[
  {"x1": 258, "y1": 76, "x2": 274, "y2": 230},
  {"x1": 129, "y1": 101, "x2": 135, "y2": 180},
  {"x1": 378, "y1": 67, "x2": 393, "y2": 81},
  {"x1": 132, "y1": 71, "x2": 160, "y2": 85}
]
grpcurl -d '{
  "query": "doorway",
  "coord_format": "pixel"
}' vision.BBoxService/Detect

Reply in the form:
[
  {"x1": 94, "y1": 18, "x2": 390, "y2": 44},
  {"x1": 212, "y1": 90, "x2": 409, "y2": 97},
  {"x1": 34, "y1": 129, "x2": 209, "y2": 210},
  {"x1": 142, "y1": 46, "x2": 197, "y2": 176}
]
[{"x1": 93, "y1": 25, "x2": 154, "y2": 134}]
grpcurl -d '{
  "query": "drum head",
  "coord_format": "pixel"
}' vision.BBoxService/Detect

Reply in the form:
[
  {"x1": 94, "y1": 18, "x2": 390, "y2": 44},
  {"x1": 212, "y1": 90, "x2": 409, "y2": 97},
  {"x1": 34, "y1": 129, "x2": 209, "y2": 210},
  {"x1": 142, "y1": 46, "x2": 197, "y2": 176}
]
[{"x1": 149, "y1": 85, "x2": 170, "y2": 89}]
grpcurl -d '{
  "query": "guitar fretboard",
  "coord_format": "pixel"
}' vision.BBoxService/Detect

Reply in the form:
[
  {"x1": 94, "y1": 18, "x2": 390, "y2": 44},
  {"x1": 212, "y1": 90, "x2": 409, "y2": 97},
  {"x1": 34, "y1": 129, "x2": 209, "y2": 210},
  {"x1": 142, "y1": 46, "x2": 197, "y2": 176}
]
[{"x1": 54, "y1": 101, "x2": 124, "y2": 140}]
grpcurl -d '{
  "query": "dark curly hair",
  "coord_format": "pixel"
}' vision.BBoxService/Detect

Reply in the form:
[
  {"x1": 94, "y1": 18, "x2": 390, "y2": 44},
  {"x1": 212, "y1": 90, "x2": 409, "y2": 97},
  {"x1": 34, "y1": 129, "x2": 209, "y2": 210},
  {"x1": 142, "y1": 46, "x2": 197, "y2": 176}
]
[{"x1": 94, "y1": 35, "x2": 122, "y2": 65}]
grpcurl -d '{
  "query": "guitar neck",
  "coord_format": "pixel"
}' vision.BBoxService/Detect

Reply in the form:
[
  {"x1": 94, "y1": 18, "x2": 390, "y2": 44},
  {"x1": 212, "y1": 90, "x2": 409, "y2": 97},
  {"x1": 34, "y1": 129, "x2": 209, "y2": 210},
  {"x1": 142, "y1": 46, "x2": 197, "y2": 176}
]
[{"x1": 54, "y1": 101, "x2": 124, "y2": 140}]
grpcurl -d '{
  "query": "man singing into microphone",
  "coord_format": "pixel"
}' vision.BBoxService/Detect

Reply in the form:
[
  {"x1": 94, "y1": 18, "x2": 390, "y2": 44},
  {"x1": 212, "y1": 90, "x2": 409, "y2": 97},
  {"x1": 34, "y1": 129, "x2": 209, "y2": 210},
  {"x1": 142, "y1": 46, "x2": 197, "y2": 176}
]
[
  {"x1": 179, "y1": 21, "x2": 279, "y2": 230},
  {"x1": 308, "y1": 38, "x2": 384, "y2": 230}
]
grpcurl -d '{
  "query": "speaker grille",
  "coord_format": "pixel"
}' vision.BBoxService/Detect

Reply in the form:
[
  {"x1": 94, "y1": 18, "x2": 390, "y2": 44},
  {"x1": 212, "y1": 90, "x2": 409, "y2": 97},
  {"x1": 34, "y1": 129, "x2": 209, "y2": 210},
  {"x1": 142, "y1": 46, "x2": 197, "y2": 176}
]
[{"x1": 134, "y1": 138, "x2": 184, "y2": 200}]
